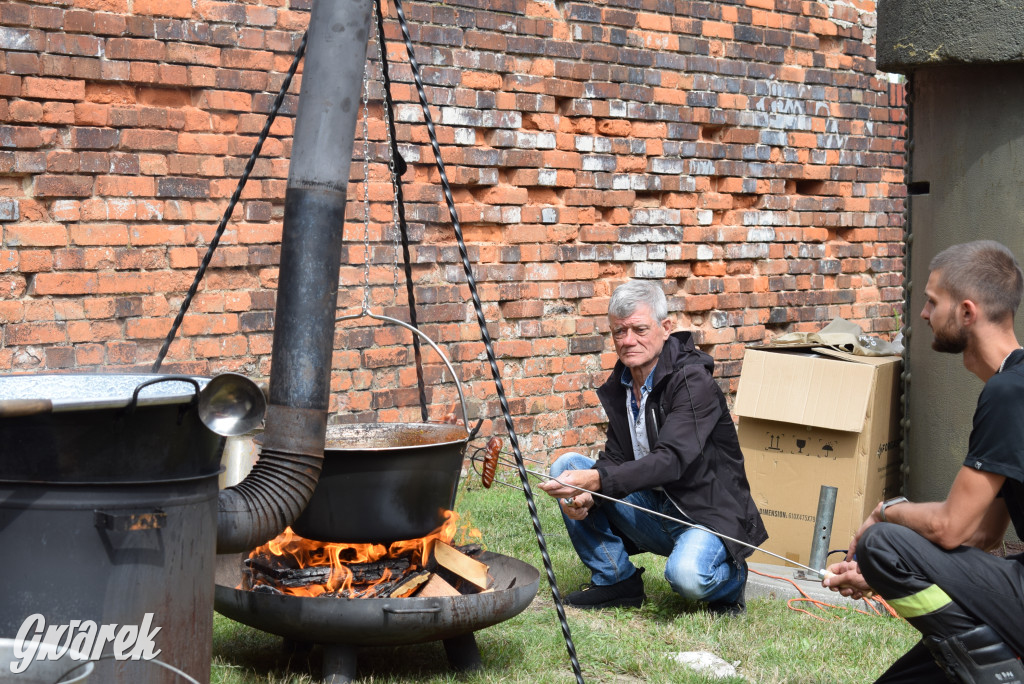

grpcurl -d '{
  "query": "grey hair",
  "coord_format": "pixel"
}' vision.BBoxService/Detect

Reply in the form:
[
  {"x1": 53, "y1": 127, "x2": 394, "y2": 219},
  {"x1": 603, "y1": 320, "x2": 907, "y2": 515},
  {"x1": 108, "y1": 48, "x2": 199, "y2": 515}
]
[
  {"x1": 608, "y1": 280, "x2": 669, "y2": 321},
  {"x1": 930, "y1": 240, "x2": 1024, "y2": 322}
]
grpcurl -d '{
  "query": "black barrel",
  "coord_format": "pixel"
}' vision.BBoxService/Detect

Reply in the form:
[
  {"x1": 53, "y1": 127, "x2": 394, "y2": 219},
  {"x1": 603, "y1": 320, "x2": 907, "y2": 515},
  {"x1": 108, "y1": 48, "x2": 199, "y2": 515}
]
[{"x1": 0, "y1": 373, "x2": 222, "y2": 684}]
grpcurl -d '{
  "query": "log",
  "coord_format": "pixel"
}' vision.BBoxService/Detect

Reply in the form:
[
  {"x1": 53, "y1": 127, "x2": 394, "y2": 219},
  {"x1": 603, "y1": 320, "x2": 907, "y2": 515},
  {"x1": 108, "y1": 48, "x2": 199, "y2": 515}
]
[
  {"x1": 244, "y1": 553, "x2": 412, "y2": 590},
  {"x1": 343, "y1": 557, "x2": 412, "y2": 584},
  {"x1": 417, "y1": 574, "x2": 460, "y2": 598},
  {"x1": 432, "y1": 540, "x2": 490, "y2": 590},
  {"x1": 389, "y1": 571, "x2": 432, "y2": 598},
  {"x1": 246, "y1": 555, "x2": 332, "y2": 588},
  {"x1": 455, "y1": 543, "x2": 484, "y2": 558}
]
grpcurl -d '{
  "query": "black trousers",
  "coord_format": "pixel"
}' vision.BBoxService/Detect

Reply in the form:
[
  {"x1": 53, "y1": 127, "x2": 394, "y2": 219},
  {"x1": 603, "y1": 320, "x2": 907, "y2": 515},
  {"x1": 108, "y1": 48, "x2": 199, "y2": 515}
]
[{"x1": 857, "y1": 523, "x2": 1024, "y2": 683}]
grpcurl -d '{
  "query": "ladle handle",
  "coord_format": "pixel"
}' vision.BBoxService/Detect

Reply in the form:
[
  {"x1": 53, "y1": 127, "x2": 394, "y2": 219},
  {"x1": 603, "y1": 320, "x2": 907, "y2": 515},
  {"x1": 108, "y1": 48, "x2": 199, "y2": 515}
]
[{"x1": 336, "y1": 311, "x2": 469, "y2": 431}]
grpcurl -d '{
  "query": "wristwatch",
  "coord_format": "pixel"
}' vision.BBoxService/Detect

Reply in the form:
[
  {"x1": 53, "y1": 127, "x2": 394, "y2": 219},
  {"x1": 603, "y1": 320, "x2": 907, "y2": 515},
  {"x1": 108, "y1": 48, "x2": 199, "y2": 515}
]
[{"x1": 879, "y1": 496, "x2": 909, "y2": 522}]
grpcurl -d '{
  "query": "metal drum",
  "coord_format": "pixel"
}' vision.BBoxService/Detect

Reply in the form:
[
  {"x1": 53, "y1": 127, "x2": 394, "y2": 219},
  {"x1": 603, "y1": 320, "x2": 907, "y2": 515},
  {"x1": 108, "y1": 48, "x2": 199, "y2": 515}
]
[{"x1": 0, "y1": 374, "x2": 223, "y2": 684}]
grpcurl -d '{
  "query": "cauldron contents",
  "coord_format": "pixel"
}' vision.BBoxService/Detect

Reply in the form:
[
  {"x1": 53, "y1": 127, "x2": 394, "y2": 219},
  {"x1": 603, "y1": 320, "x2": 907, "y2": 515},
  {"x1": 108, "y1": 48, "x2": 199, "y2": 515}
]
[{"x1": 240, "y1": 512, "x2": 489, "y2": 599}]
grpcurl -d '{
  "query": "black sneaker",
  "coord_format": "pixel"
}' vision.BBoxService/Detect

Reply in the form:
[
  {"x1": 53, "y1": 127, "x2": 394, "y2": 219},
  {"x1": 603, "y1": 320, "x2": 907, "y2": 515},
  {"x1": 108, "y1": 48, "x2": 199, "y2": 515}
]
[
  {"x1": 564, "y1": 568, "x2": 645, "y2": 609},
  {"x1": 707, "y1": 592, "x2": 746, "y2": 617},
  {"x1": 924, "y1": 624, "x2": 1024, "y2": 684}
]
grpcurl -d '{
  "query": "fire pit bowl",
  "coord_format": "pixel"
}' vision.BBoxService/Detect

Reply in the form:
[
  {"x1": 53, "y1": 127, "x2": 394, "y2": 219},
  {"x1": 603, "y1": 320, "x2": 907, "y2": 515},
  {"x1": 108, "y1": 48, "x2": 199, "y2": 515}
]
[
  {"x1": 215, "y1": 551, "x2": 537, "y2": 645},
  {"x1": 214, "y1": 550, "x2": 538, "y2": 682},
  {"x1": 291, "y1": 422, "x2": 469, "y2": 544}
]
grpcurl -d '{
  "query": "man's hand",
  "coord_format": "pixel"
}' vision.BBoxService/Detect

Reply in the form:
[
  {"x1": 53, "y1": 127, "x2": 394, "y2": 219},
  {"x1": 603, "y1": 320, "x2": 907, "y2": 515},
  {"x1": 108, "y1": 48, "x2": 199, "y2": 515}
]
[
  {"x1": 537, "y1": 468, "x2": 601, "y2": 499},
  {"x1": 559, "y1": 492, "x2": 594, "y2": 520},
  {"x1": 846, "y1": 502, "x2": 884, "y2": 560},
  {"x1": 823, "y1": 560, "x2": 874, "y2": 600}
]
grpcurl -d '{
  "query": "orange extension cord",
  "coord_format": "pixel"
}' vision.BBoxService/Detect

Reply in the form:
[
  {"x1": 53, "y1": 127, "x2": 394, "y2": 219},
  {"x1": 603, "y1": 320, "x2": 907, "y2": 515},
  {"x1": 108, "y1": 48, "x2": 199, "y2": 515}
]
[{"x1": 749, "y1": 567, "x2": 902, "y2": 622}]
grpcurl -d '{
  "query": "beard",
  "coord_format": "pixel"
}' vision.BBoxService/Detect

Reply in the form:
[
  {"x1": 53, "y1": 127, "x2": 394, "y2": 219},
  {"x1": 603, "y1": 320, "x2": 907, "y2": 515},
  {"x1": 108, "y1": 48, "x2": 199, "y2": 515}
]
[{"x1": 931, "y1": 316, "x2": 968, "y2": 354}]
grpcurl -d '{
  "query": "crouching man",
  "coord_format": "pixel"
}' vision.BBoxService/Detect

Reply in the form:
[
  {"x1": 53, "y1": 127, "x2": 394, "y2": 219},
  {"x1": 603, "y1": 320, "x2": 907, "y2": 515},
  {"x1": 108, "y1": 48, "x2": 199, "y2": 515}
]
[
  {"x1": 825, "y1": 240, "x2": 1024, "y2": 683},
  {"x1": 539, "y1": 280, "x2": 766, "y2": 614}
]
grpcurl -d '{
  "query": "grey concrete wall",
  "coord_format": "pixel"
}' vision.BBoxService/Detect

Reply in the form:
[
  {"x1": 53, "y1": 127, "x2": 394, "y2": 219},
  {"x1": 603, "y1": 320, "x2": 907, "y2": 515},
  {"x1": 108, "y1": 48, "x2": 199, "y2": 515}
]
[
  {"x1": 878, "y1": 0, "x2": 1024, "y2": 72},
  {"x1": 904, "y1": 65, "x2": 1024, "y2": 506}
]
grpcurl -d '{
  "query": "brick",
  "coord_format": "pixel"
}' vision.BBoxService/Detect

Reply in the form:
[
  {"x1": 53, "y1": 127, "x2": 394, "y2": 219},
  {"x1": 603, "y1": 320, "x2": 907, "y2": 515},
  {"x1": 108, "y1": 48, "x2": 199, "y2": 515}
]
[
  {"x1": 70, "y1": 224, "x2": 129, "y2": 246},
  {"x1": 157, "y1": 177, "x2": 210, "y2": 198},
  {"x1": 135, "y1": 0, "x2": 192, "y2": 18},
  {"x1": 120, "y1": 129, "x2": 177, "y2": 151},
  {"x1": 5, "y1": 322, "x2": 66, "y2": 345},
  {"x1": 22, "y1": 77, "x2": 85, "y2": 101},
  {"x1": 0, "y1": 27, "x2": 45, "y2": 52},
  {"x1": 70, "y1": 127, "x2": 119, "y2": 149},
  {"x1": 34, "y1": 176, "x2": 93, "y2": 198},
  {"x1": 95, "y1": 176, "x2": 155, "y2": 197}
]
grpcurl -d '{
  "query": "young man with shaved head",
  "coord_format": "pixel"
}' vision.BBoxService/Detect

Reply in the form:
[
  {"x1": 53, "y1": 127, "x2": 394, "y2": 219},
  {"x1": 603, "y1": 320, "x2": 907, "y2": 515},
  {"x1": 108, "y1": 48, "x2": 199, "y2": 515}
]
[{"x1": 826, "y1": 240, "x2": 1024, "y2": 684}]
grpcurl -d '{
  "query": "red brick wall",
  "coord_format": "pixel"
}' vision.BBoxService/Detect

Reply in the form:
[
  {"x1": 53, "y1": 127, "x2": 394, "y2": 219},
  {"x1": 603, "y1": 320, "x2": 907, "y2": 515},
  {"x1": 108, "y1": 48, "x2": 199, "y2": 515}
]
[{"x1": 0, "y1": 0, "x2": 904, "y2": 457}]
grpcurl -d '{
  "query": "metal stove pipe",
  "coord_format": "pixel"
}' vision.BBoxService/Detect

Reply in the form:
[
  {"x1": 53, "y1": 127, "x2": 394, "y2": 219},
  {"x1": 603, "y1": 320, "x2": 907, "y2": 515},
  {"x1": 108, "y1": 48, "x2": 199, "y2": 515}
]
[{"x1": 217, "y1": 0, "x2": 374, "y2": 553}]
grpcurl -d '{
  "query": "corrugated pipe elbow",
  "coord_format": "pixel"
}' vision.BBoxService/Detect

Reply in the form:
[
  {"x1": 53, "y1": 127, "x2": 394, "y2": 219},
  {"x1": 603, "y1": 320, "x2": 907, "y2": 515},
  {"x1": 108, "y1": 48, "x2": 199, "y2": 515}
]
[{"x1": 216, "y1": 405, "x2": 327, "y2": 553}]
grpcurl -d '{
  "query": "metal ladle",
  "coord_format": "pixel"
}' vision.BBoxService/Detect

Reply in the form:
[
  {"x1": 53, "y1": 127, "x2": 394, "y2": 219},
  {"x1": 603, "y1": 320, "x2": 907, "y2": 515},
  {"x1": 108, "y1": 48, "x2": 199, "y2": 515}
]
[{"x1": 196, "y1": 372, "x2": 267, "y2": 437}]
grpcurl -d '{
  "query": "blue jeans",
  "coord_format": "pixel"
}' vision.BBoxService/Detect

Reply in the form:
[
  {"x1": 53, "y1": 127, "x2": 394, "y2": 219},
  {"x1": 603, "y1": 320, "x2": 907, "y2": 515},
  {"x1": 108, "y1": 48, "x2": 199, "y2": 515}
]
[{"x1": 550, "y1": 453, "x2": 746, "y2": 604}]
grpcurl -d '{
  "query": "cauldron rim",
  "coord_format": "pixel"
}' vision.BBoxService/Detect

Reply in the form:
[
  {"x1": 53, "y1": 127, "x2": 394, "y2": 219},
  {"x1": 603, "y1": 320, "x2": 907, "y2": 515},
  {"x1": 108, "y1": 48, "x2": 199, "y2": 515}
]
[
  {"x1": 320, "y1": 422, "x2": 470, "y2": 452},
  {"x1": 0, "y1": 372, "x2": 208, "y2": 411}
]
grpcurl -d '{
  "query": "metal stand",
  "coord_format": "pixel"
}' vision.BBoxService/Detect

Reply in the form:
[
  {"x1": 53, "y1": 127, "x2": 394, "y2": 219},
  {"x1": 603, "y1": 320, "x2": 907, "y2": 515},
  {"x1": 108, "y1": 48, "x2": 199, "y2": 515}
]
[
  {"x1": 443, "y1": 633, "x2": 483, "y2": 672},
  {"x1": 293, "y1": 634, "x2": 482, "y2": 683},
  {"x1": 322, "y1": 644, "x2": 358, "y2": 684}
]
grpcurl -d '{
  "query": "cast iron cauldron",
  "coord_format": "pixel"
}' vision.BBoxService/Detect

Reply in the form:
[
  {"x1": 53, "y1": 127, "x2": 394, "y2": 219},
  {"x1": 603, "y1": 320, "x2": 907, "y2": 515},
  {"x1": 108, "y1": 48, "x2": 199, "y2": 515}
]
[
  {"x1": 291, "y1": 421, "x2": 469, "y2": 543},
  {"x1": 292, "y1": 310, "x2": 472, "y2": 544}
]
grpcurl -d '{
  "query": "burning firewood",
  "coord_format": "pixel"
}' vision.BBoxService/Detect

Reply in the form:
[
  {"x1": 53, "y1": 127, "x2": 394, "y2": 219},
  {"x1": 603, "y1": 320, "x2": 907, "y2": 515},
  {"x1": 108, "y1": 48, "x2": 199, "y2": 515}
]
[
  {"x1": 416, "y1": 574, "x2": 461, "y2": 598},
  {"x1": 244, "y1": 552, "x2": 414, "y2": 595},
  {"x1": 431, "y1": 540, "x2": 492, "y2": 592},
  {"x1": 388, "y1": 570, "x2": 432, "y2": 598},
  {"x1": 238, "y1": 517, "x2": 492, "y2": 599}
]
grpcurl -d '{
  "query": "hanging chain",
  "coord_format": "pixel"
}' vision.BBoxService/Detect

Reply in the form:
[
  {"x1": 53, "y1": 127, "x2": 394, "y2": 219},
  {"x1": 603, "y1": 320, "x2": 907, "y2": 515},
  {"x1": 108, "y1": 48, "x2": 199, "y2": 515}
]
[
  {"x1": 360, "y1": 57, "x2": 373, "y2": 313},
  {"x1": 373, "y1": 0, "x2": 430, "y2": 422}
]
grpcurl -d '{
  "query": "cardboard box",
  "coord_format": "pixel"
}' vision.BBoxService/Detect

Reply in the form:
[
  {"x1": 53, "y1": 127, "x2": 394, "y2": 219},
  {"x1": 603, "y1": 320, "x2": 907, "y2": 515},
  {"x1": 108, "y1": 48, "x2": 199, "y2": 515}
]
[{"x1": 734, "y1": 347, "x2": 903, "y2": 570}]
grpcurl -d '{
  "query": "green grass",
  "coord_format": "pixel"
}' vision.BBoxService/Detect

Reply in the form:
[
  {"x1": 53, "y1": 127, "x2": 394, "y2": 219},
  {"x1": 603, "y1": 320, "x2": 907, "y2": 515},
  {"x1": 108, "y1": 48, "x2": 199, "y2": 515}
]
[{"x1": 212, "y1": 477, "x2": 918, "y2": 683}]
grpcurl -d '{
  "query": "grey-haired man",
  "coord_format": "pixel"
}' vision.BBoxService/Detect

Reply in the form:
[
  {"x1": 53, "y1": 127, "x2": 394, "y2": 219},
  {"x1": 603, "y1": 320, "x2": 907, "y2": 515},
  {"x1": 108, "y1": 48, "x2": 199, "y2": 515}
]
[{"x1": 540, "y1": 280, "x2": 766, "y2": 613}]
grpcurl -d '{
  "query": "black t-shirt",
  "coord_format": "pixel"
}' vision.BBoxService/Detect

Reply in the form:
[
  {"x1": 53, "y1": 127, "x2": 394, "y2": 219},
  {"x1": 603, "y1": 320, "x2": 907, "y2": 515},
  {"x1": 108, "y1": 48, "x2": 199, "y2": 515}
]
[{"x1": 964, "y1": 348, "x2": 1024, "y2": 538}]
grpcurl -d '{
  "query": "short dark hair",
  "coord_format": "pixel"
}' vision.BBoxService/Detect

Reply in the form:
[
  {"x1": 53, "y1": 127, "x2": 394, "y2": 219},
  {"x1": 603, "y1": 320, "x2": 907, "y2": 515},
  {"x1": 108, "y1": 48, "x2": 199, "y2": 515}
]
[
  {"x1": 930, "y1": 240, "x2": 1024, "y2": 322},
  {"x1": 608, "y1": 280, "x2": 668, "y2": 321}
]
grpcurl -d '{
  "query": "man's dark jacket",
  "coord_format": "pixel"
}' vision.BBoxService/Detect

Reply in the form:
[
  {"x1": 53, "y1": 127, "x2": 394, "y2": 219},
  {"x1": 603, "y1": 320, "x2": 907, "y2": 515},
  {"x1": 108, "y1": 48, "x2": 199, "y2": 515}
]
[{"x1": 593, "y1": 331, "x2": 768, "y2": 562}]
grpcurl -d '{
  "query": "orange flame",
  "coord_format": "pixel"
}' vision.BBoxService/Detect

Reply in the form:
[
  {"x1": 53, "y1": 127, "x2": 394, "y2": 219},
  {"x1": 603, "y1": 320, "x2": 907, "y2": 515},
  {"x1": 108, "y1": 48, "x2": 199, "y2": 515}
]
[{"x1": 244, "y1": 510, "x2": 480, "y2": 598}]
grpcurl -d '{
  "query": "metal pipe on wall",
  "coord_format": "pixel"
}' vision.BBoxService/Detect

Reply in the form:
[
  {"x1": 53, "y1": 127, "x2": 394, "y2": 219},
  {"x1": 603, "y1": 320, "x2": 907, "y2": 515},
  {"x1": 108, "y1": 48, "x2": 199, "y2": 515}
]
[{"x1": 217, "y1": 0, "x2": 374, "y2": 553}]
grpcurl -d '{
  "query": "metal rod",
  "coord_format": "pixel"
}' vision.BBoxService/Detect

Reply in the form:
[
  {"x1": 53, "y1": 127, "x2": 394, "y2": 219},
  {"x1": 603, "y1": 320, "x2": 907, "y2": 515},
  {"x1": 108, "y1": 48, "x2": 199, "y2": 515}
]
[
  {"x1": 474, "y1": 453, "x2": 828, "y2": 577},
  {"x1": 808, "y1": 485, "x2": 839, "y2": 578}
]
